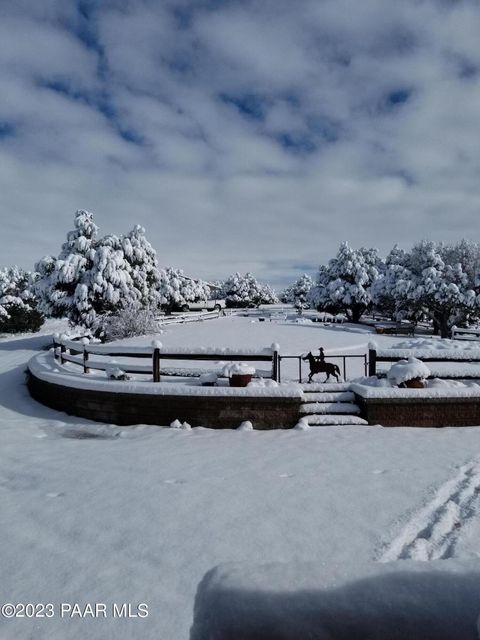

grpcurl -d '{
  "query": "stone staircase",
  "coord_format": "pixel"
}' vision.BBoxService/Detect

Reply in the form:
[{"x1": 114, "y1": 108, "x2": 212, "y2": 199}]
[{"x1": 298, "y1": 383, "x2": 368, "y2": 427}]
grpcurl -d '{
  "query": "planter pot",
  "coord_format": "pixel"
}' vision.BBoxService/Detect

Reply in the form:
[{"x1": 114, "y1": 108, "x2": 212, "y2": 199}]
[
  {"x1": 400, "y1": 377, "x2": 426, "y2": 389},
  {"x1": 229, "y1": 374, "x2": 253, "y2": 388}
]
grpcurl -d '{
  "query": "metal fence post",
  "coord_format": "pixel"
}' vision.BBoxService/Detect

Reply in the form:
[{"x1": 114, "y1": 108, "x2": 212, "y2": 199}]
[
  {"x1": 272, "y1": 351, "x2": 279, "y2": 382},
  {"x1": 368, "y1": 349, "x2": 377, "y2": 377},
  {"x1": 153, "y1": 348, "x2": 161, "y2": 382},
  {"x1": 83, "y1": 348, "x2": 90, "y2": 374}
]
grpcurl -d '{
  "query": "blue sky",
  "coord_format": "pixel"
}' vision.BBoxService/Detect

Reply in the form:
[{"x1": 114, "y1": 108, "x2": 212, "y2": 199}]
[{"x1": 1, "y1": 0, "x2": 480, "y2": 287}]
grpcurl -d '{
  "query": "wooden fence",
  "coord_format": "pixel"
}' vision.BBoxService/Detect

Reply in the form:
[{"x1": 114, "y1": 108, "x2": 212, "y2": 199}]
[
  {"x1": 452, "y1": 326, "x2": 480, "y2": 342},
  {"x1": 52, "y1": 336, "x2": 280, "y2": 382},
  {"x1": 368, "y1": 347, "x2": 480, "y2": 378}
]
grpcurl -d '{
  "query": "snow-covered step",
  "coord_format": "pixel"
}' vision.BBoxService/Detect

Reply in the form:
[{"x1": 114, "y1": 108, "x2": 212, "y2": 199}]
[
  {"x1": 300, "y1": 382, "x2": 352, "y2": 392},
  {"x1": 305, "y1": 414, "x2": 368, "y2": 426},
  {"x1": 299, "y1": 402, "x2": 360, "y2": 415},
  {"x1": 300, "y1": 391, "x2": 354, "y2": 403}
]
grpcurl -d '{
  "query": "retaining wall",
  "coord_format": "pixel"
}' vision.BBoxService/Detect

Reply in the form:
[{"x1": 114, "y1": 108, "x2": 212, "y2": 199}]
[
  {"x1": 28, "y1": 372, "x2": 302, "y2": 429},
  {"x1": 356, "y1": 394, "x2": 480, "y2": 427}
]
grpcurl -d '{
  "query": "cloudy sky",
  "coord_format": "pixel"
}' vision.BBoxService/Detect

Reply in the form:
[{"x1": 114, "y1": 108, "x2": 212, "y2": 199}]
[{"x1": 1, "y1": 0, "x2": 480, "y2": 286}]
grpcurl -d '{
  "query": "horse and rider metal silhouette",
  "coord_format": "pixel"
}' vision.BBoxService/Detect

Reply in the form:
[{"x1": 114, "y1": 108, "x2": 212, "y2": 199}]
[{"x1": 302, "y1": 347, "x2": 341, "y2": 383}]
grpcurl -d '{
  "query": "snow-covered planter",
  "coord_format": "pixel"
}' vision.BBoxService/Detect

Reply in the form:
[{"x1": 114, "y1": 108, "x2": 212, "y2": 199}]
[
  {"x1": 224, "y1": 363, "x2": 256, "y2": 387},
  {"x1": 387, "y1": 357, "x2": 430, "y2": 389}
]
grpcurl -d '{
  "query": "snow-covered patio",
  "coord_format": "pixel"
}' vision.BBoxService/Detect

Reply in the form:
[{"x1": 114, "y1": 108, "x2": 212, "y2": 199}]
[{"x1": 3, "y1": 317, "x2": 480, "y2": 638}]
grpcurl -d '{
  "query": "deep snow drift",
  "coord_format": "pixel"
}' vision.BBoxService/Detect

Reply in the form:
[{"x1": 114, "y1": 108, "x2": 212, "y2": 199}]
[{"x1": 2, "y1": 316, "x2": 480, "y2": 639}]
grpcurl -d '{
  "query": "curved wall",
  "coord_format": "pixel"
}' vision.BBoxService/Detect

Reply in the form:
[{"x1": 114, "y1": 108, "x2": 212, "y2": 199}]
[{"x1": 28, "y1": 372, "x2": 302, "y2": 429}]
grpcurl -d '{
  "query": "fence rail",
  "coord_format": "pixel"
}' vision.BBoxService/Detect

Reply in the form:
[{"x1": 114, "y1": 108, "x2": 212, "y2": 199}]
[
  {"x1": 452, "y1": 326, "x2": 480, "y2": 341},
  {"x1": 156, "y1": 310, "x2": 223, "y2": 326},
  {"x1": 368, "y1": 347, "x2": 480, "y2": 378}
]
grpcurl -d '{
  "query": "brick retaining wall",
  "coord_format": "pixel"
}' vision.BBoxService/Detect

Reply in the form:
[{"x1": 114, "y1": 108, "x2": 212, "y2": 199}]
[
  {"x1": 28, "y1": 373, "x2": 302, "y2": 429},
  {"x1": 356, "y1": 395, "x2": 480, "y2": 427}
]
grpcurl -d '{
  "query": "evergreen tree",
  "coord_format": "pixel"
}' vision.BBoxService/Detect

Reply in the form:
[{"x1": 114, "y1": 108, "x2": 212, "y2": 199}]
[
  {"x1": 158, "y1": 268, "x2": 211, "y2": 312},
  {"x1": 0, "y1": 267, "x2": 43, "y2": 333},
  {"x1": 34, "y1": 211, "x2": 160, "y2": 328},
  {"x1": 284, "y1": 274, "x2": 314, "y2": 310},
  {"x1": 311, "y1": 242, "x2": 382, "y2": 322},
  {"x1": 34, "y1": 210, "x2": 98, "y2": 325},
  {"x1": 121, "y1": 225, "x2": 161, "y2": 308},
  {"x1": 223, "y1": 272, "x2": 278, "y2": 308}
]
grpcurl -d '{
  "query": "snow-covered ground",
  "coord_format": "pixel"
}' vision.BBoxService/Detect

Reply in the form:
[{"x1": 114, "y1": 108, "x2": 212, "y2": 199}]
[{"x1": 2, "y1": 317, "x2": 480, "y2": 639}]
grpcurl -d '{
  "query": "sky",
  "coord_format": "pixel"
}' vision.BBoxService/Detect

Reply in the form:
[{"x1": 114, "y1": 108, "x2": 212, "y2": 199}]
[{"x1": 1, "y1": 0, "x2": 480, "y2": 288}]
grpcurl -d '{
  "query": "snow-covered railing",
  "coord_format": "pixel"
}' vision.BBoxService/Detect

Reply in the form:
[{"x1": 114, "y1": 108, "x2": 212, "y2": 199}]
[
  {"x1": 156, "y1": 310, "x2": 223, "y2": 326},
  {"x1": 52, "y1": 336, "x2": 281, "y2": 382},
  {"x1": 452, "y1": 326, "x2": 480, "y2": 342},
  {"x1": 368, "y1": 343, "x2": 480, "y2": 378}
]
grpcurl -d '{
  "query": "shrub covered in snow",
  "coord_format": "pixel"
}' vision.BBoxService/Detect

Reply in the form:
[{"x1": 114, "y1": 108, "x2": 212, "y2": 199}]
[
  {"x1": 222, "y1": 272, "x2": 278, "y2": 308},
  {"x1": 0, "y1": 267, "x2": 44, "y2": 333},
  {"x1": 387, "y1": 357, "x2": 431, "y2": 387},
  {"x1": 99, "y1": 305, "x2": 162, "y2": 342}
]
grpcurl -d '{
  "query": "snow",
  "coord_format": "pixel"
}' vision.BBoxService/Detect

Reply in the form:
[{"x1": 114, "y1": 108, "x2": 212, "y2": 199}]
[
  {"x1": 221, "y1": 363, "x2": 256, "y2": 376},
  {"x1": 352, "y1": 382, "x2": 480, "y2": 399},
  {"x1": 190, "y1": 559, "x2": 480, "y2": 640},
  {"x1": 387, "y1": 357, "x2": 431, "y2": 385},
  {"x1": 237, "y1": 421, "x2": 253, "y2": 431},
  {"x1": 199, "y1": 372, "x2": 218, "y2": 385},
  {"x1": 5, "y1": 317, "x2": 480, "y2": 639},
  {"x1": 378, "y1": 347, "x2": 480, "y2": 360}
]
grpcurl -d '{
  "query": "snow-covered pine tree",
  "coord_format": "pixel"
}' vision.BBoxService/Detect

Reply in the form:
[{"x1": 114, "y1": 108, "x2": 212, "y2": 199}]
[
  {"x1": 34, "y1": 210, "x2": 155, "y2": 329},
  {"x1": 222, "y1": 272, "x2": 278, "y2": 308},
  {"x1": 121, "y1": 225, "x2": 162, "y2": 308},
  {"x1": 310, "y1": 242, "x2": 382, "y2": 322},
  {"x1": 88, "y1": 234, "x2": 134, "y2": 321},
  {"x1": 158, "y1": 268, "x2": 211, "y2": 312},
  {"x1": 34, "y1": 210, "x2": 98, "y2": 325},
  {"x1": 258, "y1": 283, "x2": 279, "y2": 305},
  {"x1": 370, "y1": 245, "x2": 410, "y2": 320},
  {"x1": 399, "y1": 241, "x2": 480, "y2": 338},
  {"x1": 0, "y1": 267, "x2": 43, "y2": 333},
  {"x1": 285, "y1": 274, "x2": 314, "y2": 310},
  {"x1": 280, "y1": 283, "x2": 294, "y2": 304}
]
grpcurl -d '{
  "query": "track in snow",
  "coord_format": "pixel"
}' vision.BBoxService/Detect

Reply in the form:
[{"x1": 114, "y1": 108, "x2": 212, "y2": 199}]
[{"x1": 380, "y1": 457, "x2": 480, "y2": 562}]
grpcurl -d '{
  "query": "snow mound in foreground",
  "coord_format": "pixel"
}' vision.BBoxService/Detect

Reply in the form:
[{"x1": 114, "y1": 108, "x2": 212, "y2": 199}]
[{"x1": 191, "y1": 560, "x2": 480, "y2": 640}]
